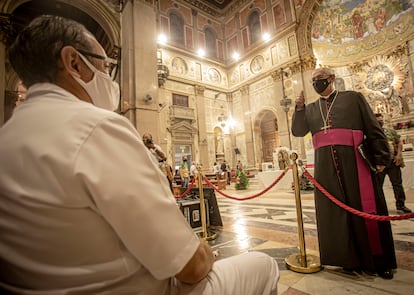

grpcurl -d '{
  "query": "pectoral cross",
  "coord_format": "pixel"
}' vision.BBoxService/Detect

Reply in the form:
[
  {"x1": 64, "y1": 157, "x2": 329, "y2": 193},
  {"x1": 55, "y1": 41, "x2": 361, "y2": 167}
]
[{"x1": 320, "y1": 124, "x2": 331, "y2": 133}]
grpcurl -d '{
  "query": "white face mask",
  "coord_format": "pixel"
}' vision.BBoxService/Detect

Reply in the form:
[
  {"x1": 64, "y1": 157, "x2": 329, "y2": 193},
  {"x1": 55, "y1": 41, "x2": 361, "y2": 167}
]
[{"x1": 72, "y1": 52, "x2": 120, "y2": 111}]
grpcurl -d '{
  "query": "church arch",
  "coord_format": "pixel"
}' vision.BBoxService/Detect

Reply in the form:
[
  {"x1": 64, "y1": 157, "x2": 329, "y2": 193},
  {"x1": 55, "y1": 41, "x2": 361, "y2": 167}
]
[
  {"x1": 253, "y1": 109, "x2": 279, "y2": 165},
  {"x1": 1, "y1": 0, "x2": 120, "y2": 122}
]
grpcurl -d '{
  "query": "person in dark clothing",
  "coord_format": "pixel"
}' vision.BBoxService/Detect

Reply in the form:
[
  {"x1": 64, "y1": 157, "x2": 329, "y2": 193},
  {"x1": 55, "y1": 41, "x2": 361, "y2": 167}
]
[
  {"x1": 375, "y1": 113, "x2": 411, "y2": 214},
  {"x1": 291, "y1": 67, "x2": 396, "y2": 279},
  {"x1": 221, "y1": 160, "x2": 230, "y2": 184}
]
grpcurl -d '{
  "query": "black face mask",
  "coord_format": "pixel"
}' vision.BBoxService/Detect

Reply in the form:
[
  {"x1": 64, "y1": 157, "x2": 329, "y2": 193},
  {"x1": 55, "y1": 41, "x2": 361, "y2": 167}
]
[
  {"x1": 378, "y1": 120, "x2": 384, "y2": 127},
  {"x1": 312, "y1": 78, "x2": 330, "y2": 94}
]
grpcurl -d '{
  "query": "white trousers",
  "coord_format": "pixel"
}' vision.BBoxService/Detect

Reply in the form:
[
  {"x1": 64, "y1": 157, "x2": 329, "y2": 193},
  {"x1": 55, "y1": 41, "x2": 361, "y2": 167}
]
[{"x1": 176, "y1": 251, "x2": 279, "y2": 295}]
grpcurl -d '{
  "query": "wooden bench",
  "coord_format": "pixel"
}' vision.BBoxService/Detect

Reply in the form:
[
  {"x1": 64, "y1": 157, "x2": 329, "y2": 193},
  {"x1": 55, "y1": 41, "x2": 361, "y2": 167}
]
[{"x1": 200, "y1": 173, "x2": 226, "y2": 190}]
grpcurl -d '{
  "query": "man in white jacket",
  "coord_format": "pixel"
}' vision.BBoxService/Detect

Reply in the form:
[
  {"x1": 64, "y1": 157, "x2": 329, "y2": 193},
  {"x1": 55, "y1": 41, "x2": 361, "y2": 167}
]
[{"x1": 0, "y1": 15, "x2": 279, "y2": 294}]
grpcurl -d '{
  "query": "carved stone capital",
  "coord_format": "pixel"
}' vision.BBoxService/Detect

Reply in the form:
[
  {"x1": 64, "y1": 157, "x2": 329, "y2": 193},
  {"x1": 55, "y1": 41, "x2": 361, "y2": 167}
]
[
  {"x1": 240, "y1": 85, "x2": 249, "y2": 95},
  {"x1": 299, "y1": 56, "x2": 317, "y2": 72},
  {"x1": 271, "y1": 70, "x2": 281, "y2": 82},
  {"x1": 195, "y1": 85, "x2": 205, "y2": 96}
]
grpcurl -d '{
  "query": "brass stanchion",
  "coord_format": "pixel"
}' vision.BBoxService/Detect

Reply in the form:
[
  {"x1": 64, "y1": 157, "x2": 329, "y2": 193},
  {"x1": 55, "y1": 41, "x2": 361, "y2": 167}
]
[
  {"x1": 285, "y1": 153, "x2": 322, "y2": 273},
  {"x1": 196, "y1": 165, "x2": 216, "y2": 241}
]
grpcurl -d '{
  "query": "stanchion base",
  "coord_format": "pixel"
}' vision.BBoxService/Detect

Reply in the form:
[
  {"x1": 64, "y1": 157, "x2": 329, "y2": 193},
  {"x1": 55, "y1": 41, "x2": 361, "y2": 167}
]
[
  {"x1": 285, "y1": 254, "x2": 322, "y2": 273},
  {"x1": 197, "y1": 230, "x2": 217, "y2": 241}
]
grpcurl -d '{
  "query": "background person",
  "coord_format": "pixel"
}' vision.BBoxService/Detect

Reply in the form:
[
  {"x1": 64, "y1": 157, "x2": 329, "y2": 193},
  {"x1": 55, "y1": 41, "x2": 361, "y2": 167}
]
[
  {"x1": 142, "y1": 132, "x2": 173, "y2": 190},
  {"x1": 375, "y1": 113, "x2": 411, "y2": 213},
  {"x1": 190, "y1": 161, "x2": 197, "y2": 180},
  {"x1": 0, "y1": 15, "x2": 279, "y2": 294},
  {"x1": 221, "y1": 160, "x2": 230, "y2": 184},
  {"x1": 179, "y1": 156, "x2": 190, "y2": 188},
  {"x1": 291, "y1": 67, "x2": 396, "y2": 279}
]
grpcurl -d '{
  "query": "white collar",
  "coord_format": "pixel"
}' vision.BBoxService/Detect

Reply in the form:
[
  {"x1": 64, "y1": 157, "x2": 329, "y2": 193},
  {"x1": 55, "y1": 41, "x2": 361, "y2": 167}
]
[{"x1": 26, "y1": 83, "x2": 84, "y2": 104}]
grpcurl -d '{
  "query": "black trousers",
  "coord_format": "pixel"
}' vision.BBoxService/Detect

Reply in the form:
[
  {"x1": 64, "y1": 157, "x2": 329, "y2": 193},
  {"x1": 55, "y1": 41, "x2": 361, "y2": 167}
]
[{"x1": 378, "y1": 162, "x2": 406, "y2": 208}]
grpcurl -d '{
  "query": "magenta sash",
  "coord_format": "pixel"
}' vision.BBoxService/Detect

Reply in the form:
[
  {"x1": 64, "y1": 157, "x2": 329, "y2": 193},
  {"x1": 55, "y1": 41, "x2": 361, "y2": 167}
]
[{"x1": 313, "y1": 128, "x2": 382, "y2": 255}]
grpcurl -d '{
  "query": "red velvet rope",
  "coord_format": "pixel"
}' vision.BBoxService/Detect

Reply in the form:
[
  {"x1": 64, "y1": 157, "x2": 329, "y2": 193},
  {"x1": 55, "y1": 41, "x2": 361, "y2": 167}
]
[
  {"x1": 203, "y1": 168, "x2": 288, "y2": 201},
  {"x1": 174, "y1": 177, "x2": 196, "y2": 199},
  {"x1": 303, "y1": 169, "x2": 414, "y2": 221}
]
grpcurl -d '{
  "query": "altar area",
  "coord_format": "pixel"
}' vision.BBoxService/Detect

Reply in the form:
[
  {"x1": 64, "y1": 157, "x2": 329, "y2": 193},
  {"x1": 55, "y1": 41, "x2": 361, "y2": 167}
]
[{"x1": 258, "y1": 151, "x2": 414, "y2": 192}]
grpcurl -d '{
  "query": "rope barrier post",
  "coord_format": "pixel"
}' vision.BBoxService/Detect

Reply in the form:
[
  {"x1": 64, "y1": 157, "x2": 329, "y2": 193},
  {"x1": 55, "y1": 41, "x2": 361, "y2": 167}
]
[
  {"x1": 196, "y1": 165, "x2": 217, "y2": 241},
  {"x1": 197, "y1": 165, "x2": 208, "y2": 239},
  {"x1": 285, "y1": 152, "x2": 322, "y2": 274}
]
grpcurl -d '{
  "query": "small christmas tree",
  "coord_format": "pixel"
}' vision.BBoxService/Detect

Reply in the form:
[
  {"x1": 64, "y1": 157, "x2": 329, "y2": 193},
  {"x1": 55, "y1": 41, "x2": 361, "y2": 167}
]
[{"x1": 235, "y1": 170, "x2": 249, "y2": 190}]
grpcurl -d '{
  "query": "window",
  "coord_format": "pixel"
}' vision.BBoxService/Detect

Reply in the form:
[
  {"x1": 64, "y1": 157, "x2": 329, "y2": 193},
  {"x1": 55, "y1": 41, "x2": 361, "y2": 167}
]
[
  {"x1": 248, "y1": 11, "x2": 261, "y2": 45},
  {"x1": 204, "y1": 27, "x2": 217, "y2": 58},
  {"x1": 169, "y1": 12, "x2": 185, "y2": 46},
  {"x1": 172, "y1": 93, "x2": 189, "y2": 107}
]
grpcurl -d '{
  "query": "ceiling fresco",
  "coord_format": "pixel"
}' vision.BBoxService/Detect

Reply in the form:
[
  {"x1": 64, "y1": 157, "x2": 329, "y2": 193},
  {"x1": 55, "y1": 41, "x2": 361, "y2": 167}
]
[
  {"x1": 312, "y1": 0, "x2": 414, "y2": 64},
  {"x1": 313, "y1": 0, "x2": 413, "y2": 44}
]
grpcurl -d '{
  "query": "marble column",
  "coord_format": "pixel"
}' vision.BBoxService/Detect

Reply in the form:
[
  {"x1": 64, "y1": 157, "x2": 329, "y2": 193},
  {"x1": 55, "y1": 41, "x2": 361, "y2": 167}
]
[
  {"x1": 121, "y1": 0, "x2": 158, "y2": 133},
  {"x1": 240, "y1": 85, "x2": 255, "y2": 167},
  {"x1": 195, "y1": 85, "x2": 208, "y2": 167}
]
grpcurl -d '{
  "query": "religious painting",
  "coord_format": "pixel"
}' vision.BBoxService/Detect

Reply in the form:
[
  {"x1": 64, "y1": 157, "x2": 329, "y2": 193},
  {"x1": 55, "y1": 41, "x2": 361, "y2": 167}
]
[
  {"x1": 208, "y1": 68, "x2": 221, "y2": 83},
  {"x1": 273, "y1": 3, "x2": 286, "y2": 29},
  {"x1": 277, "y1": 40, "x2": 289, "y2": 61},
  {"x1": 230, "y1": 69, "x2": 240, "y2": 85},
  {"x1": 250, "y1": 55, "x2": 264, "y2": 74},
  {"x1": 312, "y1": 0, "x2": 413, "y2": 44},
  {"x1": 171, "y1": 57, "x2": 188, "y2": 75},
  {"x1": 287, "y1": 35, "x2": 297, "y2": 56},
  {"x1": 270, "y1": 46, "x2": 278, "y2": 65}
]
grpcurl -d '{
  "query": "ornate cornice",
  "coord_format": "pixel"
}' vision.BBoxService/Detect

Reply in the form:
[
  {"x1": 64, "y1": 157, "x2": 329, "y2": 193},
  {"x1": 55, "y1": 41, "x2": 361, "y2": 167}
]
[
  {"x1": 296, "y1": 0, "x2": 322, "y2": 58},
  {"x1": 271, "y1": 57, "x2": 317, "y2": 81},
  {"x1": 178, "y1": 0, "x2": 250, "y2": 19}
]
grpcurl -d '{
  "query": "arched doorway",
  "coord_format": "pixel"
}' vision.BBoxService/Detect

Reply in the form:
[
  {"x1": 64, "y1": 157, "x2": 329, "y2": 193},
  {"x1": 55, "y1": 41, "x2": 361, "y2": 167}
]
[
  {"x1": 1, "y1": 0, "x2": 120, "y2": 124},
  {"x1": 254, "y1": 109, "x2": 279, "y2": 164}
]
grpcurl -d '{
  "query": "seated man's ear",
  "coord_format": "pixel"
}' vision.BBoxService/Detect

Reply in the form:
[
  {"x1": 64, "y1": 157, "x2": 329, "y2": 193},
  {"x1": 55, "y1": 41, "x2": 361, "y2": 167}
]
[
  {"x1": 60, "y1": 46, "x2": 93, "y2": 82},
  {"x1": 60, "y1": 46, "x2": 81, "y2": 77}
]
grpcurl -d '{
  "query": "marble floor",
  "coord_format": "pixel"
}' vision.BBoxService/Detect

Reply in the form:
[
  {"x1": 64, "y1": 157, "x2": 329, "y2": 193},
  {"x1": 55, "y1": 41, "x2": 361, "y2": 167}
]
[{"x1": 203, "y1": 178, "x2": 414, "y2": 295}]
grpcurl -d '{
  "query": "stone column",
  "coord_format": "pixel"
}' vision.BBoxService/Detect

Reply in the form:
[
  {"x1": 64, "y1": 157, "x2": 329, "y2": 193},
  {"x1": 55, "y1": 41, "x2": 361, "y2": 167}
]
[
  {"x1": 195, "y1": 85, "x2": 208, "y2": 167},
  {"x1": 121, "y1": 0, "x2": 158, "y2": 133},
  {"x1": 227, "y1": 93, "x2": 236, "y2": 168},
  {"x1": 240, "y1": 85, "x2": 255, "y2": 167}
]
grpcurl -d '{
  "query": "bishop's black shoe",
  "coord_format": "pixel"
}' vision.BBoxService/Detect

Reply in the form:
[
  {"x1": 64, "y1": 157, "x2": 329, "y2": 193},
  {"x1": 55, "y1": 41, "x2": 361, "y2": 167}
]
[
  {"x1": 397, "y1": 206, "x2": 412, "y2": 214},
  {"x1": 377, "y1": 269, "x2": 394, "y2": 280}
]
